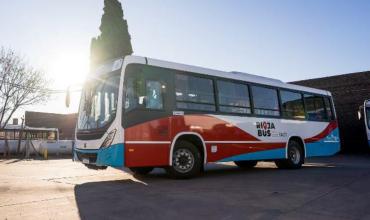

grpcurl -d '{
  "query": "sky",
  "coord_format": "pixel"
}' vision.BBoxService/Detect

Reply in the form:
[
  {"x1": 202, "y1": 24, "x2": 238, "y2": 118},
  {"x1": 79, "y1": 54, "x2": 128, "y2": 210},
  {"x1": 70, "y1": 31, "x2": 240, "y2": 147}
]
[{"x1": 1, "y1": 0, "x2": 370, "y2": 117}]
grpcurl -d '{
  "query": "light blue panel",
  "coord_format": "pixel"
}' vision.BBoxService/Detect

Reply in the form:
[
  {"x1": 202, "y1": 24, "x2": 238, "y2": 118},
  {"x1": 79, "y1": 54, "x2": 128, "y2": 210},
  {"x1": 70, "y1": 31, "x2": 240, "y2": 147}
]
[
  {"x1": 219, "y1": 148, "x2": 286, "y2": 162},
  {"x1": 96, "y1": 143, "x2": 124, "y2": 167},
  {"x1": 74, "y1": 143, "x2": 124, "y2": 167},
  {"x1": 305, "y1": 128, "x2": 340, "y2": 157}
]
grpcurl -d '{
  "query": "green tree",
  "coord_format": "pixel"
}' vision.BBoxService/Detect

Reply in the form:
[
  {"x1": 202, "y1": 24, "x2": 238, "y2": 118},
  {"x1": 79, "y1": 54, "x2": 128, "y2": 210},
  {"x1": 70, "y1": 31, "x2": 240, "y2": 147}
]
[{"x1": 90, "y1": 0, "x2": 133, "y2": 68}]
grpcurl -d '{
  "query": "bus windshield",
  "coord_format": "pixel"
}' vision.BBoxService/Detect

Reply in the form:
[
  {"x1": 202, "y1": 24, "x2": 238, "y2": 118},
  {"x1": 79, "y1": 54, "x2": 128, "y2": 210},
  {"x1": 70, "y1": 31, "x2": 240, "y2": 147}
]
[{"x1": 77, "y1": 72, "x2": 120, "y2": 131}]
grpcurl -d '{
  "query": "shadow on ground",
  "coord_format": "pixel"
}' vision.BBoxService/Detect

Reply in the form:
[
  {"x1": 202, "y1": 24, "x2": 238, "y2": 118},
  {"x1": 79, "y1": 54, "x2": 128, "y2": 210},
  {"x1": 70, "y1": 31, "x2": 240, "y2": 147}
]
[{"x1": 73, "y1": 160, "x2": 366, "y2": 220}]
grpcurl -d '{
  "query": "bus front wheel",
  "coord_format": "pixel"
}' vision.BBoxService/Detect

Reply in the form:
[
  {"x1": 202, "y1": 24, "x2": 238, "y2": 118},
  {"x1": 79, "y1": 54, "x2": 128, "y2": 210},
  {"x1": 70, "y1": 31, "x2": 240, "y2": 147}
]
[
  {"x1": 129, "y1": 167, "x2": 154, "y2": 175},
  {"x1": 275, "y1": 140, "x2": 304, "y2": 169},
  {"x1": 166, "y1": 140, "x2": 202, "y2": 179}
]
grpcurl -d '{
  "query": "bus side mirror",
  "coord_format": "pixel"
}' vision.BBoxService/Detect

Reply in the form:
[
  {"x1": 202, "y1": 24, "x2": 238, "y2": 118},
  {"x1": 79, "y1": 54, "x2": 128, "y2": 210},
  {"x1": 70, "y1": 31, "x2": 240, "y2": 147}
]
[
  {"x1": 358, "y1": 105, "x2": 364, "y2": 120},
  {"x1": 358, "y1": 110, "x2": 362, "y2": 120}
]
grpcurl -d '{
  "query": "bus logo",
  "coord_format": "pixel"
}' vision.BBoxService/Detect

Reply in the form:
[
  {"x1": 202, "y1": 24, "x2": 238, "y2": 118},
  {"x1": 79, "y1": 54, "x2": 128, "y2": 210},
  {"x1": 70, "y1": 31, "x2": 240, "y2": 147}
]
[{"x1": 256, "y1": 121, "x2": 276, "y2": 137}]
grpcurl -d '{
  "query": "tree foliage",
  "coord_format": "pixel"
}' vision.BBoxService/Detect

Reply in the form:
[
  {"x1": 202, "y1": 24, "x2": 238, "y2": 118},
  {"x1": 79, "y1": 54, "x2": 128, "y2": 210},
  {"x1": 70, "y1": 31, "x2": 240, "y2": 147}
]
[
  {"x1": 90, "y1": 0, "x2": 133, "y2": 68},
  {"x1": 0, "y1": 47, "x2": 49, "y2": 128}
]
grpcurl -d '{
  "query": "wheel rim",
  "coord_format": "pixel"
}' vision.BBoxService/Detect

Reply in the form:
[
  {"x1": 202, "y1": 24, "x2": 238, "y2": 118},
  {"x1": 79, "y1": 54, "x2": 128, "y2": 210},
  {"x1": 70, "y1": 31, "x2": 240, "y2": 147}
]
[
  {"x1": 173, "y1": 148, "x2": 195, "y2": 173},
  {"x1": 289, "y1": 146, "x2": 301, "y2": 164}
]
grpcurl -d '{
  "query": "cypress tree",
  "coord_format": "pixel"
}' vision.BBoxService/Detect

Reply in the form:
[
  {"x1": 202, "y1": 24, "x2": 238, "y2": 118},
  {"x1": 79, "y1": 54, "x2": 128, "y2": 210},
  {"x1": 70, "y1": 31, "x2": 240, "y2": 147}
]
[{"x1": 90, "y1": 0, "x2": 133, "y2": 68}]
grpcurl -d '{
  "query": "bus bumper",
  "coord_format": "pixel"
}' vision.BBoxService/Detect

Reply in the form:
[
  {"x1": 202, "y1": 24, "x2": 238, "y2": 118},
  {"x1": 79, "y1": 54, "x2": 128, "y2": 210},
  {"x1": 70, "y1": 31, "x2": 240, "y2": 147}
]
[{"x1": 74, "y1": 143, "x2": 124, "y2": 167}]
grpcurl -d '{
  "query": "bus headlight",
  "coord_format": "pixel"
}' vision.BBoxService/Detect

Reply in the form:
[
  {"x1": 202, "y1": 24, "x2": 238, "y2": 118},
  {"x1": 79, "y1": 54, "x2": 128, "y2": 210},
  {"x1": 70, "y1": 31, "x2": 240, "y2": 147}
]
[{"x1": 100, "y1": 129, "x2": 117, "y2": 148}]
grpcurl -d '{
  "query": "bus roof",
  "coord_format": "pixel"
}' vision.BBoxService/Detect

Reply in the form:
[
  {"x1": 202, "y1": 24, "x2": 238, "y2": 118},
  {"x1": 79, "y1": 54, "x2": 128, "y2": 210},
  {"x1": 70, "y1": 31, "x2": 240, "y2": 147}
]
[
  {"x1": 122, "y1": 55, "x2": 331, "y2": 96},
  {"x1": 2, "y1": 124, "x2": 58, "y2": 132}
]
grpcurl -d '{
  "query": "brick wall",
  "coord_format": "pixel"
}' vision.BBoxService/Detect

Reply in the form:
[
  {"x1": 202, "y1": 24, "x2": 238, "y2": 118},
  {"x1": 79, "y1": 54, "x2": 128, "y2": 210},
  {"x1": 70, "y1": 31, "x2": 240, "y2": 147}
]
[
  {"x1": 292, "y1": 71, "x2": 370, "y2": 152},
  {"x1": 25, "y1": 111, "x2": 78, "y2": 140}
]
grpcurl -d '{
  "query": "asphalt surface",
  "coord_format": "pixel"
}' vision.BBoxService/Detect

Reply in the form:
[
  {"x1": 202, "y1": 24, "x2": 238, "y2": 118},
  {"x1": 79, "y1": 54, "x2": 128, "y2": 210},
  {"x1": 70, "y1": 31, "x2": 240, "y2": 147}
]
[{"x1": 1, "y1": 154, "x2": 370, "y2": 220}]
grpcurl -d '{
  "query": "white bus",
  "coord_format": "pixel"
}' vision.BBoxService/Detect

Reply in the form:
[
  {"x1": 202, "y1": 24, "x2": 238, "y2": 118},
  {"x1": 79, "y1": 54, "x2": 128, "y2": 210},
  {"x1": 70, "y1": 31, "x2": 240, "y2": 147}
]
[
  {"x1": 0, "y1": 125, "x2": 72, "y2": 155},
  {"x1": 359, "y1": 100, "x2": 370, "y2": 148},
  {"x1": 74, "y1": 56, "x2": 340, "y2": 178}
]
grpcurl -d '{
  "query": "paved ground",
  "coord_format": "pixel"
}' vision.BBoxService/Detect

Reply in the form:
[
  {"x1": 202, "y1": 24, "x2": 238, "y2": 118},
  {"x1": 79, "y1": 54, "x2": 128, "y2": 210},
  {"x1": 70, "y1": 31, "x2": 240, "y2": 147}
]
[{"x1": 1, "y1": 155, "x2": 370, "y2": 220}]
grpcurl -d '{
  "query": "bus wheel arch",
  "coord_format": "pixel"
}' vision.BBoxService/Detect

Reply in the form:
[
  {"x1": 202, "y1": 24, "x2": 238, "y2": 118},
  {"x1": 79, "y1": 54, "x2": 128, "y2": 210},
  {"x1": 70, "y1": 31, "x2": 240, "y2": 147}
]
[
  {"x1": 286, "y1": 136, "x2": 306, "y2": 159},
  {"x1": 169, "y1": 132, "x2": 207, "y2": 166},
  {"x1": 277, "y1": 136, "x2": 305, "y2": 169}
]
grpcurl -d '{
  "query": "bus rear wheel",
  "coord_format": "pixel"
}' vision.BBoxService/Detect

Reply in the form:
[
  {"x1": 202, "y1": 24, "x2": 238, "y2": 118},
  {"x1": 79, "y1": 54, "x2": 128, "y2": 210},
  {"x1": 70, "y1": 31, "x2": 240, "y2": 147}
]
[
  {"x1": 166, "y1": 140, "x2": 202, "y2": 179},
  {"x1": 129, "y1": 167, "x2": 154, "y2": 175},
  {"x1": 234, "y1": 160, "x2": 258, "y2": 169},
  {"x1": 275, "y1": 140, "x2": 304, "y2": 169}
]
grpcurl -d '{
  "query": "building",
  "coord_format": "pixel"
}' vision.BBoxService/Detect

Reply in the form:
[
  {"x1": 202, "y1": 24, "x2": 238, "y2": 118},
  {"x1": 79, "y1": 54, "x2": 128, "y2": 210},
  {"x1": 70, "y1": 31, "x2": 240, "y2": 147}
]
[
  {"x1": 292, "y1": 71, "x2": 370, "y2": 152},
  {"x1": 25, "y1": 111, "x2": 78, "y2": 140}
]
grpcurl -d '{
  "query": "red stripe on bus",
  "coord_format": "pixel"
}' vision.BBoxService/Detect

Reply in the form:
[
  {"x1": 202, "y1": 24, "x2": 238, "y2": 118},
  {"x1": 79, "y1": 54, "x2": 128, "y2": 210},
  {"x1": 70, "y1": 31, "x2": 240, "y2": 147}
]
[
  {"x1": 207, "y1": 142, "x2": 286, "y2": 162},
  {"x1": 304, "y1": 121, "x2": 338, "y2": 143}
]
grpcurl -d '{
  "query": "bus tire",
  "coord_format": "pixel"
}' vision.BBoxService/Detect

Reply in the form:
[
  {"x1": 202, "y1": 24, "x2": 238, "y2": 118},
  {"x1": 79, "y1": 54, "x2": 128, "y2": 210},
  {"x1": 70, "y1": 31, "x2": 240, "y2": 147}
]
[
  {"x1": 166, "y1": 140, "x2": 202, "y2": 179},
  {"x1": 234, "y1": 160, "x2": 258, "y2": 169},
  {"x1": 129, "y1": 167, "x2": 154, "y2": 175},
  {"x1": 275, "y1": 140, "x2": 304, "y2": 169}
]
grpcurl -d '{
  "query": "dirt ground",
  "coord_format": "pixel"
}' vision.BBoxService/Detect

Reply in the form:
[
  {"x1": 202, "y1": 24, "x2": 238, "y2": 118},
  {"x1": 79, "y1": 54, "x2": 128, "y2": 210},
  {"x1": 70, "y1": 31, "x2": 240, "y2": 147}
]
[{"x1": 1, "y1": 155, "x2": 370, "y2": 220}]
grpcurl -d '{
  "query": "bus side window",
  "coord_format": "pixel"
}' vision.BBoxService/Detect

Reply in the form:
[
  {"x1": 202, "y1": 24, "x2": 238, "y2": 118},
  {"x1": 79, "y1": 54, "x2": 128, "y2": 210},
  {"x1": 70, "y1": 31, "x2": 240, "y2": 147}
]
[
  {"x1": 6, "y1": 130, "x2": 15, "y2": 140},
  {"x1": 217, "y1": 80, "x2": 251, "y2": 114},
  {"x1": 0, "y1": 130, "x2": 5, "y2": 139},
  {"x1": 280, "y1": 90, "x2": 305, "y2": 119},
  {"x1": 146, "y1": 80, "x2": 164, "y2": 110},
  {"x1": 175, "y1": 74, "x2": 216, "y2": 112},
  {"x1": 324, "y1": 97, "x2": 334, "y2": 120},
  {"x1": 47, "y1": 131, "x2": 56, "y2": 140},
  {"x1": 304, "y1": 94, "x2": 327, "y2": 121},
  {"x1": 251, "y1": 86, "x2": 280, "y2": 116}
]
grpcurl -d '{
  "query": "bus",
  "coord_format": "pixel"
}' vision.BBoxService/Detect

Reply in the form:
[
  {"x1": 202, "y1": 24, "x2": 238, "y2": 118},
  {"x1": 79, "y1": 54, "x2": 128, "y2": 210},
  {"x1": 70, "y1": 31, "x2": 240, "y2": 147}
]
[
  {"x1": 74, "y1": 56, "x2": 340, "y2": 178},
  {"x1": 359, "y1": 100, "x2": 370, "y2": 148},
  {"x1": 0, "y1": 125, "x2": 72, "y2": 155}
]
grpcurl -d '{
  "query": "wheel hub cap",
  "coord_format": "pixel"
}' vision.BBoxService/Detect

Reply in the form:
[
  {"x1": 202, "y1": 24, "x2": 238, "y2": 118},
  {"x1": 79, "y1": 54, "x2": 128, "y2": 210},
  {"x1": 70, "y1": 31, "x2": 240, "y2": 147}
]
[
  {"x1": 289, "y1": 147, "x2": 301, "y2": 164},
  {"x1": 173, "y1": 148, "x2": 194, "y2": 173}
]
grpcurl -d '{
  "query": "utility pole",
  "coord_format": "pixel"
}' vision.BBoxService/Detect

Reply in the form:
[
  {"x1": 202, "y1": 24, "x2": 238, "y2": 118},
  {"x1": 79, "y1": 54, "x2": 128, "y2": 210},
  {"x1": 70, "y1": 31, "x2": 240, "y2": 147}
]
[{"x1": 17, "y1": 116, "x2": 25, "y2": 154}]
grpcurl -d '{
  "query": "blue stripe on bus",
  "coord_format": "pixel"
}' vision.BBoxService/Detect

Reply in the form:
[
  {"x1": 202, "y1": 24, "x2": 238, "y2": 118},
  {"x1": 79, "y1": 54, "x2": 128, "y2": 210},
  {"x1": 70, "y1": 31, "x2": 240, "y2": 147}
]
[
  {"x1": 218, "y1": 128, "x2": 341, "y2": 162},
  {"x1": 305, "y1": 128, "x2": 340, "y2": 157},
  {"x1": 218, "y1": 148, "x2": 286, "y2": 162},
  {"x1": 75, "y1": 143, "x2": 124, "y2": 167}
]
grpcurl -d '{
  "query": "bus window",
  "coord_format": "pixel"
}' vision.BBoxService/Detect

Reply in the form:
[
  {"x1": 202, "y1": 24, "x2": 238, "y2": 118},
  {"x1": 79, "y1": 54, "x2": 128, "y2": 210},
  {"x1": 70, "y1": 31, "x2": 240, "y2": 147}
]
[
  {"x1": 0, "y1": 130, "x2": 5, "y2": 139},
  {"x1": 175, "y1": 74, "x2": 216, "y2": 111},
  {"x1": 47, "y1": 131, "x2": 56, "y2": 140},
  {"x1": 14, "y1": 131, "x2": 20, "y2": 139},
  {"x1": 324, "y1": 97, "x2": 334, "y2": 120},
  {"x1": 146, "y1": 80, "x2": 164, "y2": 110},
  {"x1": 251, "y1": 86, "x2": 280, "y2": 116},
  {"x1": 37, "y1": 132, "x2": 43, "y2": 139},
  {"x1": 304, "y1": 94, "x2": 327, "y2": 121},
  {"x1": 280, "y1": 90, "x2": 305, "y2": 119},
  {"x1": 6, "y1": 130, "x2": 15, "y2": 140},
  {"x1": 217, "y1": 80, "x2": 251, "y2": 114}
]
